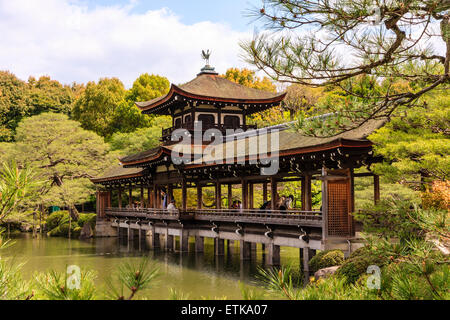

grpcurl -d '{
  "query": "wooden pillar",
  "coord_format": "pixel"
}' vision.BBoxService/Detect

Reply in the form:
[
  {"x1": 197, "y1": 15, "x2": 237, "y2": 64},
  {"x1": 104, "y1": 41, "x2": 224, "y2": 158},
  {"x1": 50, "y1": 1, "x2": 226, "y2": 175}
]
[
  {"x1": 127, "y1": 224, "x2": 134, "y2": 241},
  {"x1": 195, "y1": 236, "x2": 204, "y2": 252},
  {"x1": 304, "y1": 175, "x2": 312, "y2": 211},
  {"x1": 153, "y1": 185, "x2": 159, "y2": 209},
  {"x1": 228, "y1": 184, "x2": 233, "y2": 209},
  {"x1": 215, "y1": 182, "x2": 222, "y2": 209},
  {"x1": 181, "y1": 180, "x2": 187, "y2": 210},
  {"x1": 242, "y1": 179, "x2": 248, "y2": 209},
  {"x1": 168, "y1": 184, "x2": 173, "y2": 203},
  {"x1": 321, "y1": 167, "x2": 328, "y2": 240},
  {"x1": 240, "y1": 241, "x2": 251, "y2": 260},
  {"x1": 147, "y1": 186, "x2": 152, "y2": 208},
  {"x1": 266, "y1": 243, "x2": 281, "y2": 266},
  {"x1": 128, "y1": 184, "x2": 133, "y2": 207},
  {"x1": 215, "y1": 238, "x2": 225, "y2": 256},
  {"x1": 249, "y1": 183, "x2": 254, "y2": 209},
  {"x1": 118, "y1": 186, "x2": 122, "y2": 209},
  {"x1": 140, "y1": 185, "x2": 144, "y2": 207},
  {"x1": 263, "y1": 182, "x2": 268, "y2": 203},
  {"x1": 374, "y1": 174, "x2": 380, "y2": 204},
  {"x1": 180, "y1": 230, "x2": 189, "y2": 252},
  {"x1": 270, "y1": 177, "x2": 277, "y2": 210},
  {"x1": 165, "y1": 232, "x2": 174, "y2": 251},
  {"x1": 301, "y1": 177, "x2": 306, "y2": 210},
  {"x1": 197, "y1": 184, "x2": 202, "y2": 210},
  {"x1": 151, "y1": 226, "x2": 160, "y2": 248},
  {"x1": 349, "y1": 168, "x2": 355, "y2": 236}
]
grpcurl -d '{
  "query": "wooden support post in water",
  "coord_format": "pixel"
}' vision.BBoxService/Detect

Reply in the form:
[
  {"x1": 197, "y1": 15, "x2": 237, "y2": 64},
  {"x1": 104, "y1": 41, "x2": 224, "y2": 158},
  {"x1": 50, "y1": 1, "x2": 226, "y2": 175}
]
[
  {"x1": 165, "y1": 233, "x2": 174, "y2": 251},
  {"x1": 227, "y1": 240, "x2": 235, "y2": 256},
  {"x1": 240, "y1": 241, "x2": 251, "y2": 260},
  {"x1": 127, "y1": 224, "x2": 134, "y2": 241},
  {"x1": 151, "y1": 226, "x2": 160, "y2": 248},
  {"x1": 266, "y1": 243, "x2": 281, "y2": 266},
  {"x1": 195, "y1": 236, "x2": 204, "y2": 252},
  {"x1": 374, "y1": 174, "x2": 380, "y2": 204},
  {"x1": 180, "y1": 230, "x2": 189, "y2": 252},
  {"x1": 215, "y1": 238, "x2": 225, "y2": 256}
]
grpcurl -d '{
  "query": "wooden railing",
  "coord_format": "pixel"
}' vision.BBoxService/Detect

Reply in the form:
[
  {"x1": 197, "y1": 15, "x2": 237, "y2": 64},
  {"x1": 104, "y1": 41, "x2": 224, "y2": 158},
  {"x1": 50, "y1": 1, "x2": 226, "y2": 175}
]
[{"x1": 105, "y1": 207, "x2": 322, "y2": 226}]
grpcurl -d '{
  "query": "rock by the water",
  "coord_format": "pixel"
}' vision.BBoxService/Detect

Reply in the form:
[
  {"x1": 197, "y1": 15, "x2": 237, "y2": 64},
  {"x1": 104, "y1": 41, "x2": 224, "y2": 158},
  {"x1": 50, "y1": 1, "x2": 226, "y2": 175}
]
[
  {"x1": 314, "y1": 266, "x2": 339, "y2": 281},
  {"x1": 79, "y1": 223, "x2": 94, "y2": 239}
]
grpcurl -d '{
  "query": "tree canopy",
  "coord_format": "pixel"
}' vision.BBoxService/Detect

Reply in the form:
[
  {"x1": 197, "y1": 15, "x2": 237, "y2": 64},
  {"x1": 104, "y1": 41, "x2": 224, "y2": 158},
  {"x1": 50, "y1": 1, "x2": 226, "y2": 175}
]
[
  {"x1": 126, "y1": 73, "x2": 170, "y2": 103},
  {"x1": 370, "y1": 91, "x2": 450, "y2": 183},
  {"x1": 241, "y1": 0, "x2": 450, "y2": 135},
  {"x1": 10, "y1": 113, "x2": 114, "y2": 218},
  {"x1": 0, "y1": 71, "x2": 77, "y2": 142}
]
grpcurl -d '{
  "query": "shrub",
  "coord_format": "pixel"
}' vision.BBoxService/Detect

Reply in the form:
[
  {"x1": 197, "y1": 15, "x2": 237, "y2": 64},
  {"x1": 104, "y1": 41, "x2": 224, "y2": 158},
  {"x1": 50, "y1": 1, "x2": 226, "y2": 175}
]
[
  {"x1": 46, "y1": 211, "x2": 69, "y2": 231},
  {"x1": 77, "y1": 213, "x2": 96, "y2": 229},
  {"x1": 336, "y1": 247, "x2": 386, "y2": 284},
  {"x1": 46, "y1": 211, "x2": 81, "y2": 237},
  {"x1": 309, "y1": 250, "x2": 344, "y2": 272}
]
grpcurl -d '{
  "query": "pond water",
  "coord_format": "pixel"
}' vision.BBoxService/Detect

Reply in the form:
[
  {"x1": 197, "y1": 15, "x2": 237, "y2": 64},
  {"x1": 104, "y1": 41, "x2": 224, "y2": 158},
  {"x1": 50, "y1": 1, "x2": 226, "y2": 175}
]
[{"x1": 1, "y1": 234, "x2": 305, "y2": 299}]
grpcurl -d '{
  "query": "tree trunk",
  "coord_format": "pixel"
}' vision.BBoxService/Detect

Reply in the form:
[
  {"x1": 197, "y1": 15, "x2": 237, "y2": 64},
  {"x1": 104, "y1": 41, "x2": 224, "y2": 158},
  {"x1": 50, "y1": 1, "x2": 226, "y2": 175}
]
[
  {"x1": 69, "y1": 204, "x2": 80, "y2": 221},
  {"x1": 68, "y1": 207, "x2": 72, "y2": 239},
  {"x1": 32, "y1": 212, "x2": 37, "y2": 238}
]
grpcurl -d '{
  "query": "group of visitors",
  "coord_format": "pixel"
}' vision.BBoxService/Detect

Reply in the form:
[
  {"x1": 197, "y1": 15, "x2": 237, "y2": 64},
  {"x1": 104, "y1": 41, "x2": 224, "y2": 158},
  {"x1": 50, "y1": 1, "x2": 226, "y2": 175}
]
[
  {"x1": 125, "y1": 201, "x2": 144, "y2": 210},
  {"x1": 259, "y1": 194, "x2": 294, "y2": 211},
  {"x1": 231, "y1": 200, "x2": 243, "y2": 210},
  {"x1": 160, "y1": 188, "x2": 178, "y2": 213}
]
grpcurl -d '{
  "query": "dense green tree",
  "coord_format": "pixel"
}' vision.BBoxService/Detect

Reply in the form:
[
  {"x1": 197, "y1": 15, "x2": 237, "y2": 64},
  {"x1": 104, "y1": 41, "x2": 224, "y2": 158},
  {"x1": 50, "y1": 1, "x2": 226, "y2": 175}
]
[
  {"x1": 73, "y1": 75, "x2": 170, "y2": 138},
  {"x1": 109, "y1": 116, "x2": 171, "y2": 156},
  {"x1": 369, "y1": 92, "x2": 450, "y2": 184},
  {"x1": 72, "y1": 78, "x2": 128, "y2": 138},
  {"x1": 0, "y1": 71, "x2": 29, "y2": 142},
  {"x1": 11, "y1": 113, "x2": 114, "y2": 219},
  {"x1": 27, "y1": 76, "x2": 75, "y2": 116},
  {"x1": 222, "y1": 68, "x2": 276, "y2": 92},
  {"x1": 126, "y1": 73, "x2": 170, "y2": 103}
]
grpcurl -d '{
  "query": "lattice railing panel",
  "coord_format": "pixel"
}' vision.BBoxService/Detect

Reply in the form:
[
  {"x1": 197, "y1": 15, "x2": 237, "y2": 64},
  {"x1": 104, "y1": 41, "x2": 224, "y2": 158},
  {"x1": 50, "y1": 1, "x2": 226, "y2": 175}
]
[{"x1": 327, "y1": 179, "x2": 351, "y2": 236}]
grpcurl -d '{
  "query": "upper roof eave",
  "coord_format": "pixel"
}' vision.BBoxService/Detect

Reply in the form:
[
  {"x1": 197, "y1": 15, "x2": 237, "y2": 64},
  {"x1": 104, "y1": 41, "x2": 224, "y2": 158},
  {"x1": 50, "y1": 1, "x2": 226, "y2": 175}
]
[{"x1": 136, "y1": 79, "x2": 286, "y2": 115}]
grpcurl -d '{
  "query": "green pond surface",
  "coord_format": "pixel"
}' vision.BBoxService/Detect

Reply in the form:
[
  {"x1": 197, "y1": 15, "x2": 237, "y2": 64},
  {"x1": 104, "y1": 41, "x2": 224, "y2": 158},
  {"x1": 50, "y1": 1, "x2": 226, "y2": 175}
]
[{"x1": 2, "y1": 233, "x2": 305, "y2": 299}]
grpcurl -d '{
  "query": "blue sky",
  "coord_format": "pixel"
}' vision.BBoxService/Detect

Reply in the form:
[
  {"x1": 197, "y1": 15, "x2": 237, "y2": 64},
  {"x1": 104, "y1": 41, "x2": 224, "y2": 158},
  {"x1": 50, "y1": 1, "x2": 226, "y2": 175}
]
[
  {"x1": 83, "y1": 0, "x2": 262, "y2": 31},
  {"x1": 0, "y1": 0, "x2": 264, "y2": 87}
]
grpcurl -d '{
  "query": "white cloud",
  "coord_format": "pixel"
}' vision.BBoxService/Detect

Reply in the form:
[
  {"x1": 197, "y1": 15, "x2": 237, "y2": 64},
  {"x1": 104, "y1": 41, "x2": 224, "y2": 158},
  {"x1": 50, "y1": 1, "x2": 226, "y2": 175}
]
[{"x1": 0, "y1": 0, "x2": 253, "y2": 87}]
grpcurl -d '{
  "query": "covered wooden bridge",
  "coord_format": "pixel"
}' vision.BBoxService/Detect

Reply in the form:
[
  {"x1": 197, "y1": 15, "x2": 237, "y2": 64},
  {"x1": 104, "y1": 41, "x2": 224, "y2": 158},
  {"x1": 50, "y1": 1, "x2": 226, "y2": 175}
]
[{"x1": 92, "y1": 61, "x2": 384, "y2": 271}]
